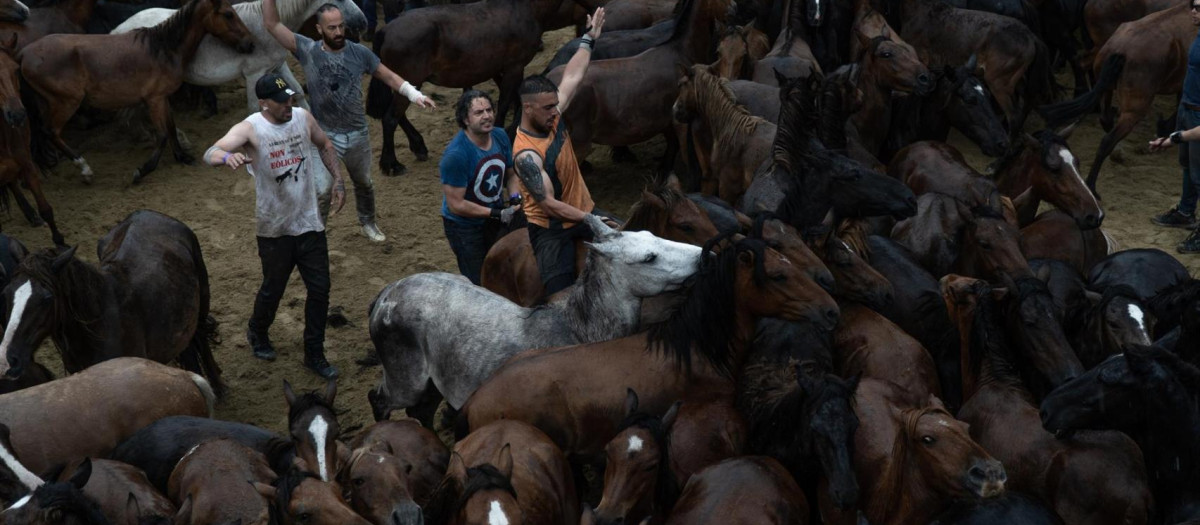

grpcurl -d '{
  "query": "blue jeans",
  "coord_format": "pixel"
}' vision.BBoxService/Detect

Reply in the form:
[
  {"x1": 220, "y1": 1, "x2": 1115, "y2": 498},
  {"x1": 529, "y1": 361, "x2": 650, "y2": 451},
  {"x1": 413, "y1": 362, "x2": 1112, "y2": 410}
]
[
  {"x1": 1177, "y1": 104, "x2": 1200, "y2": 215},
  {"x1": 362, "y1": 0, "x2": 399, "y2": 30},
  {"x1": 443, "y1": 217, "x2": 505, "y2": 285}
]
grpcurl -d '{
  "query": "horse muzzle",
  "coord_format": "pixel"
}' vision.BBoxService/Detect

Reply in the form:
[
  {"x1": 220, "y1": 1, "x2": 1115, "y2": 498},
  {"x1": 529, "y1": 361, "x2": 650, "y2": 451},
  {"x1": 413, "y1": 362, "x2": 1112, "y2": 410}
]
[
  {"x1": 966, "y1": 459, "x2": 1006, "y2": 498},
  {"x1": 3, "y1": 106, "x2": 25, "y2": 127},
  {"x1": 235, "y1": 39, "x2": 256, "y2": 54},
  {"x1": 0, "y1": 5, "x2": 27, "y2": 22}
]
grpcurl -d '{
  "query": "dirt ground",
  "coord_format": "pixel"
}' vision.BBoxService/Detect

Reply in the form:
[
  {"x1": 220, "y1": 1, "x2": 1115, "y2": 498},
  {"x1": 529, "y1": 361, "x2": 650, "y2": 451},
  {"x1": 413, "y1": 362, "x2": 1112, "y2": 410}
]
[{"x1": 11, "y1": 27, "x2": 1199, "y2": 441}]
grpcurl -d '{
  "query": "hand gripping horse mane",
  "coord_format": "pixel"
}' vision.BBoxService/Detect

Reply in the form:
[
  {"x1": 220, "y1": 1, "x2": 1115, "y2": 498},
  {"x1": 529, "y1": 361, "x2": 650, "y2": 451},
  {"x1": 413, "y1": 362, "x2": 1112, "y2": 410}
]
[
  {"x1": 367, "y1": 215, "x2": 703, "y2": 426},
  {"x1": 111, "y1": 0, "x2": 367, "y2": 113}
]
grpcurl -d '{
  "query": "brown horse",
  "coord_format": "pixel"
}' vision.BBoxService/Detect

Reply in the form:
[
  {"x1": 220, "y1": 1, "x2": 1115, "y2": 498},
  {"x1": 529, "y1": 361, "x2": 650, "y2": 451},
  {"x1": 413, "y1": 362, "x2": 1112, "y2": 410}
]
[
  {"x1": 665, "y1": 457, "x2": 810, "y2": 524},
  {"x1": 55, "y1": 458, "x2": 177, "y2": 525},
  {"x1": 710, "y1": 24, "x2": 770, "y2": 80},
  {"x1": 364, "y1": 0, "x2": 585, "y2": 175},
  {"x1": 601, "y1": 0, "x2": 674, "y2": 30},
  {"x1": 672, "y1": 64, "x2": 775, "y2": 204},
  {"x1": 808, "y1": 220, "x2": 894, "y2": 309},
  {"x1": 833, "y1": 302, "x2": 941, "y2": 400},
  {"x1": 20, "y1": 0, "x2": 253, "y2": 184},
  {"x1": 0, "y1": 460, "x2": 108, "y2": 525},
  {"x1": 283, "y1": 379, "x2": 340, "y2": 484},
  {"x1": 481, "y1": 178, "x2": 720, "y2": 307},
  {"x1": 168, "y1": 439, "x2": 276, "y2": 525},
  {"x1": 0, "y1": 210, "x2": 223, "y2": 394},
  {"x1": 341, "y1": 441, "x2": 423, "y2": 525},
  {"x1": 593, "y1": 390, "x2": 680, "y2": 525},
  {"x1": 1020, "y1": 209, "x2": 1116, "y2": 276},
  {"x1": 848, "y1": 8, "x2": 932, "y2": 157},
  {"x1": 1039, "y1": 4, "x2": 1196, "y2": 195},
  {"x1": 0, "y1": 35, "x2": 64, "y2": 247},
  {"x1": 0, "y1": 357, "x2": 212, "y2": 479},
  {"x1": 891, "y1": 193, "x2": 1031, "y2": 282},
  {"x1": 425, "y1": 421, "x2": 578, "y2": 525},
  {"x1": 940, "y1": 274, "x2": 1152, "y2": 525},
  {"x1": 1082, "y1": 0, "x2": 1176, "y2": 58},
  {"x1": 461, "y1": 237, "x2": 838, "y2": 459},
  {"x1": 256, "y1": 470, "x2": 370, "y2": 525},
  {"x1": 348, "y1": 419, "x2": 449, "y2": 512},
  {"x1": 0, "y1": 0, "x2": 100, "y2": 52},
  {"x1": 819, "y1": 378, "x2": 1007, "y2": 525}
]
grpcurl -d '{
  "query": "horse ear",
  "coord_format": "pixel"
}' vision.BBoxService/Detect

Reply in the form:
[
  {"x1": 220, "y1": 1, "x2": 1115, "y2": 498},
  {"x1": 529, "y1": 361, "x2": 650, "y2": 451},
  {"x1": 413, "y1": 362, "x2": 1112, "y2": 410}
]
[
  {"x1": 1083, "y1": 289, "x2": 1102, "y2": 305},
  {"x1": 253, "y1": 481, "x2": 276, "y2": 501},
  {"x1": 447, "y1": 452, "x2": 468, "y2": 482},
  {"x1": 282, "y1": 379, "x2": 297, "y2": 407},
  {"x1": 624, "y1": 388, "x2": 639, "y2": 417},
  {"x1": 737, "y1": 248, "x2": 756, "y2": 269},
  {"x1": 494, "y1": 444, "x2": 513, "y2": 480},
  {"x1": 324, "y1": 377, "x2": 337, "y2": 405},
  {"x1": 68, "y1": 458, "x2": 92, "y2": 489},
  {"x1": 641, "y1": 190, "x2": 667, "y2": 211},
  {"x1": 583, "y1": 214, "x2": 617, "y2": 240},
  {"x1": 664, "y1": 173, "x2": 683, "y2": 192},
  {"x1": 1055, "y1": 122, "x2": 1077, "y2": 140},
  {"x1": 965, "y1": 53, "x2": 978, "y2": 72},
  {"x1": 51, "y1": 245, "x2": 78, "y2": 273},
  {"x1": 126, "y1": 492, "x2": 142, "y2": 520},
  {"x1": 368, "y1": 439, "x2": 393, "y2": 456},
  {"x1": 926, "y1": 394, "x2": 947, "y2": 411},
  {"x1": 580, "y1": 504, "x2": 598, "y2": 525},
  {"x1": 661, "y1": 401, "x2": 681, "y2": 431}
]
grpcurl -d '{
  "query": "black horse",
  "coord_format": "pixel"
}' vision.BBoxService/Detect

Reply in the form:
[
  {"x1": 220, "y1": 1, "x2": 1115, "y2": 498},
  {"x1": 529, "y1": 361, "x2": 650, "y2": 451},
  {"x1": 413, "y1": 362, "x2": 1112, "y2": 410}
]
[{"x1": 1041, "y1": 346, "x2": 1200, "y2": 525}]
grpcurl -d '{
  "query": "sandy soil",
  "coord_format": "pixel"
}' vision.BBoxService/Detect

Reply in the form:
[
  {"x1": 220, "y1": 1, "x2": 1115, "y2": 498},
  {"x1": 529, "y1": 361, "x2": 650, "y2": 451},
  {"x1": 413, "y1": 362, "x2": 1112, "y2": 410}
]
[{"x1": 10, "y1": 27, "x2": 1197, "y2": 440}]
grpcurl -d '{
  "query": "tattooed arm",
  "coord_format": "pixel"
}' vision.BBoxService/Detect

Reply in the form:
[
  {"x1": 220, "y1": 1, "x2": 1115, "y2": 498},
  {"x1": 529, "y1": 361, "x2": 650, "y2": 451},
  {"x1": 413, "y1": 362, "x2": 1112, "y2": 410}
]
[
  {"x1": 515, "y1": 151, "x2": 588, "y2": 223},
  {"x1": 309, "y1": 116, "x2": 346, "y2": 215}
]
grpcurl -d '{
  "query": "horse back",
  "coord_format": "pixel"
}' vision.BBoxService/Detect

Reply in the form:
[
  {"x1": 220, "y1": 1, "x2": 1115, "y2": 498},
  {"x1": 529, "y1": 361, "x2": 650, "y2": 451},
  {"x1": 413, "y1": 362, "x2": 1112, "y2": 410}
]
[{"x1": 666, "y1": 456, "x2": 808, "y2": 524}]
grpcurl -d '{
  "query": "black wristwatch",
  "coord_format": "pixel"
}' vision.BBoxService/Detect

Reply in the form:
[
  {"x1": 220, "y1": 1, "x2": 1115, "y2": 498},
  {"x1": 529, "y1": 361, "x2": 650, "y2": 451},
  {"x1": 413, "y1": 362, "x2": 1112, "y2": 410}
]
[
  {"x1": 490, "y1": 208, "x2": 502, "y2": 219},
  {"x1": 1171, "y1": 131, "x2": 1185, "y2": 144}
]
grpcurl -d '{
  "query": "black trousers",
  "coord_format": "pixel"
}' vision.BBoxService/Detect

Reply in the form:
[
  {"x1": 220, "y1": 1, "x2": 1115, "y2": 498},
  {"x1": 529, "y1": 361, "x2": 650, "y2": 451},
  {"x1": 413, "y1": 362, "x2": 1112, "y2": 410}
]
[{"x1": 248, "y1": 231, "x2": 330, "y2": 354}]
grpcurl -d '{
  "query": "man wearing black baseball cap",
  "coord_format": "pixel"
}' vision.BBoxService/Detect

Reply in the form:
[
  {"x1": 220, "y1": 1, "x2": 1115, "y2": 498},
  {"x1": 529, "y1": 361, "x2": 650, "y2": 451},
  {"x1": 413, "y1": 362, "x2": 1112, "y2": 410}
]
[
  {"x1": 202, "y1": 72, "x2": 347, "y2": 380},
  {"x1": 262, "y1": 0, "x2": 435, "y2": 243}
]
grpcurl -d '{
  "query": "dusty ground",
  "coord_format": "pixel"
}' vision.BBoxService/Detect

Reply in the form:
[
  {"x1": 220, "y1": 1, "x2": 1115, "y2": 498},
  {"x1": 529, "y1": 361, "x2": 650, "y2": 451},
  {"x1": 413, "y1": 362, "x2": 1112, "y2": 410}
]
[{"x1": 11, "y1": 27, "x2": 1197, "y2": 441}]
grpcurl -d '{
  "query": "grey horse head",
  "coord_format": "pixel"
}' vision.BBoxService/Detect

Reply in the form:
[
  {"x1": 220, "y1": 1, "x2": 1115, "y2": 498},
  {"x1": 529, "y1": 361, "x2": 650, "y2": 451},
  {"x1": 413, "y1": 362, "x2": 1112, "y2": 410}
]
[{"x1": 582, "y1": 215, "x2": 703, "y2": 299}]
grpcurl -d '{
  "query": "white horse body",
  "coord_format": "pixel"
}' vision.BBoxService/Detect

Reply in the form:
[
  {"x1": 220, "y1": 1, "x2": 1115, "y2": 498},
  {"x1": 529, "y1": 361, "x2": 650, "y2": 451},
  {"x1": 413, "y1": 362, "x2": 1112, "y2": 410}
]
[{"x1": 112, "y1": 0, "x2": 367, "y2": 112}]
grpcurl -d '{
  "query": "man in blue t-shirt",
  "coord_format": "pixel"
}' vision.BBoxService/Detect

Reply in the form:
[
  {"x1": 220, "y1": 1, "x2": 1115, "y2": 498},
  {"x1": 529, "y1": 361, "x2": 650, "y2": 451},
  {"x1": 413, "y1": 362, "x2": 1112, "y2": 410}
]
[
  {"x1": 440, "y1": 90, "x2": 521, "y2": 284},
  {"x1": 1149, "y1": 0, "x2": 1200, "y2": 253}
]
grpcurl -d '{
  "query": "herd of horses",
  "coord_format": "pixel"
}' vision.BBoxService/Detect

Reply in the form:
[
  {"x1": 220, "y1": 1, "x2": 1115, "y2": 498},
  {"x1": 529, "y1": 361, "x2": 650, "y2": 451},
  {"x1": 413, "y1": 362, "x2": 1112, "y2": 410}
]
[{"x1": 0, "y1": 0, "x2": 1199, "y2": 522}]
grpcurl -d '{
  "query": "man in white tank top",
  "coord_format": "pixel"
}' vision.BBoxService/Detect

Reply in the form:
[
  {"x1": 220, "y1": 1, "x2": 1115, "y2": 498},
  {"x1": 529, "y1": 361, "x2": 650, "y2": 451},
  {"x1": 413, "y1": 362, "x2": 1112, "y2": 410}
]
[{"x1": 202, "y1": 73, "x2": 347, "y2": 380}]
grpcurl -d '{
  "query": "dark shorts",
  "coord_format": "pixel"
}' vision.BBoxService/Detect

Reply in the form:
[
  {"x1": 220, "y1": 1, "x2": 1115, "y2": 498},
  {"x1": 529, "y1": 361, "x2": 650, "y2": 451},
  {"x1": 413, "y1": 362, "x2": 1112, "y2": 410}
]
[{"x1": 526, "y1": 210, "x2": 615, "y2": 297}]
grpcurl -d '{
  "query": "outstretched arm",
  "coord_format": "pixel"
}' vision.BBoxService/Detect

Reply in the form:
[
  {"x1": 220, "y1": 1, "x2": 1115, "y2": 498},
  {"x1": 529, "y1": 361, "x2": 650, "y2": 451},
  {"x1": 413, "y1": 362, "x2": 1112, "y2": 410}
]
[
  {"x1": 262, "y1": 0, "x2": 297, "y2": 53},
  {"x1": 308, "y1": 116, "x2": 346, "y2": 215},
  {"x1": 557, "y1": 7, "x2": 605, "y2": 112},
  {"x1": 515, "y1": 151, "x2": 588, "y2": 223},
  {"x1": 372, "y1": 64, "x2": 437, "y2": 109},
  {"x1": 205, "y1": 122, "x2": 255, "y2": 169},
  {"x1": 1150, "y1": 126, "x2": 1200, "y2": 152}
]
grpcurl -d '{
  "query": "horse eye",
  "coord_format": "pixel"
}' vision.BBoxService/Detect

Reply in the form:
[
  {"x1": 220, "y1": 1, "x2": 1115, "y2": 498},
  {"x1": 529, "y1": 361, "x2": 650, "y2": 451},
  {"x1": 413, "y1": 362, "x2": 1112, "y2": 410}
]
[
  {"x1": 771, "y1": 273, "x2": 787, "y2": 282},
  {"x1": 297, "y1": 512, "x2": 312, "y2": 522},
  {"x1": 643, "y1": 254, "x2": 657, "y2": 264},
  {"x1": 353, "y1": 477, "x2": 366, "y2": 487},
  {"x1": 921, "y1": 436, "x2": 936, "y2": 445},
  {"x1": 677, "y1": 223, "x2": 695, "y2": 233},
  {"x1": 880, "y1": 51, "x2": 893, "y2": 59}
]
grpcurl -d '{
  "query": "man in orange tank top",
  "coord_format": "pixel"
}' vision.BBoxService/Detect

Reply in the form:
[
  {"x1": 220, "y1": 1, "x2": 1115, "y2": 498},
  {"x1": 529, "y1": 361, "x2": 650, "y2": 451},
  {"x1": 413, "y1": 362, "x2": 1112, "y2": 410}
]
[{"x1": 513, "y1": 7, "x2": 607, "y2": 298}]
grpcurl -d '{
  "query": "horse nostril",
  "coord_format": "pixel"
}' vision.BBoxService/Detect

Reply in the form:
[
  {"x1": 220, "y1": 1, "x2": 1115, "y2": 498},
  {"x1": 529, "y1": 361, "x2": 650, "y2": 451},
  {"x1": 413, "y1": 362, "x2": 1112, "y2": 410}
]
[
  {"x1": 6, "y1": 355, "x2": 21, "y2": 377},
  {"x1": 818, "y1": 273, "x2": 835, "y2": 293},
  {"x1": 968, "y1": 465, "x2": 987, "y2": 481},
  {"x1": 823, "y1": 307, "x2": 839, "y2": 323}
]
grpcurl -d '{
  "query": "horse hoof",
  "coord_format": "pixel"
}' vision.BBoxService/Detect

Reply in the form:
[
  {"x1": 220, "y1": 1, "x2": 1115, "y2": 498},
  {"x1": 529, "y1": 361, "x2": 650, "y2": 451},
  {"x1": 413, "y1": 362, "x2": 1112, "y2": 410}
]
[
  {"x1": 414, "y1": 152, "x2": 429, "y2": 162},
  {"x1": 131, "y1": 170, "x2": 144, "y2": 184},
  {"x1": 381, "y1": 161, "x2": 407, "y2": 177}
]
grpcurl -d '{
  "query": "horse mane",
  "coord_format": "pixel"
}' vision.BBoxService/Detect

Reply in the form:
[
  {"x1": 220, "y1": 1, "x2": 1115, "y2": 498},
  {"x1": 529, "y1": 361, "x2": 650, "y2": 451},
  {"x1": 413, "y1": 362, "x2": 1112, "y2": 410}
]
[
  {"x1": 615, "y1": 411, "x2": 680, "y2": 511},
  {"x1": 263, "y1": 437, "x2": 298, "y2": 477},
  {"x1": 424, "y1": 463, "x2": 517, "y2": 524},
  {"x1": 818, "y1": 64, "x2": 860, "y2": 149},
  {"x1": 667, "y1": 0, "x2": 698, "y2": 42},
  {"x1": 624, "y1": 183, "x2": 686, "y2": 233},
  {"x1": 739, "y1": 361, "x2": 854, "y2": 463},
  {"x1": 773, "y1": 74, "x2": 824, "y2": 173},
  {"x1": 836, "y1": 219, "x2": 871, "y2": 258},
  {"x1": 1011, "y1": 275, "x2": 1051, "y2": 303},
  {"x1": 286, "y1": 390, "x2": 336, "y2": 425},
  {"x1": 969, "y1": 203, "x2": 1007, "y2": 222},
  {"x1": 133, "y1": 0, "x2": 203, "y2": 63},
  {"x1": 30, "y1": 479, "x2": 112, "y2": 525},
  {"x1": 867, "y1": 403, "x2": 949, "y2": 521},
  {"x1": 689, "y1": 67, "x2": 768, "y2": 153},
  {"x1": 267, "y1": 469, "x2": 316, "y2": 523},
  {"x1": 971, "y1": 283, "x2": 1027, "y2": 391},
  {"x1": 1147, "y1": 278, "x2": 1200, "y2": 330},
  {"x1": 646, "y1": 235, "x2": 767, "y2": 377},
  {"x1": 14, "y1": 248, "x2": 105, "y2": 356}
]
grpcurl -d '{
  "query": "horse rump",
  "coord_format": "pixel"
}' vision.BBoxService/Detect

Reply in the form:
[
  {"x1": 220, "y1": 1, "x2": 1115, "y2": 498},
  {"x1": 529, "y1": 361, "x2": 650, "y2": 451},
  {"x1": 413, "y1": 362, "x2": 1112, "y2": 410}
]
[{"x1": 1037, "y1": 53, "x2": 1125, "y2": 127}]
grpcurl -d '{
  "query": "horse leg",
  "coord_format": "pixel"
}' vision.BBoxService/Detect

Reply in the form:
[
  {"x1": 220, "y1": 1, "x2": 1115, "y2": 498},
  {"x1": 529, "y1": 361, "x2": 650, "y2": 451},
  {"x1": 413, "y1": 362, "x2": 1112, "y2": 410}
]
[
  {"x1": 655, "y1": 129, "x2": 679, "y2": 178},
  {"x1": 7, "y1": 183, "x2": 42, "y2": 227},
  {"x1": 1086, "y1": 97, "x2": 1149, "y2": 195},
  {"x1": 379, "y1": 93, "x2": 407, "y2": 175},
  {"x1": 131, "y1": 97, "x2": 173, "y2": 183},
  {"x1": 41, "y1": 96, "x2": 94, "y2": 184},
  {"x1": 494, "y1": 68, "x2": 521, "y2": 131},
  {"x1": 407, "y1": 381, "x2": 444, "y2": 430},
  {"x1": 394, "y1": 95, "x2": 429, "y2": 161},
  {"x1": 23, "y1": 169, "x2": 63, "y2": 246}
]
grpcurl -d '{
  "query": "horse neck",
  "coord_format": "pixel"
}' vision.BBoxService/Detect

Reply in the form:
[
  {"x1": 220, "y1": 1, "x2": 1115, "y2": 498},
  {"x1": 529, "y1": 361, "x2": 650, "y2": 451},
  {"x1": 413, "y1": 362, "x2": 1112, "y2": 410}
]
[
  {"x1": 279, "y1": 0, "x2": 319, "y2": 29},
  {"x1": 48, "y1": 260, "x2": 111, "y2": 359},
  {"x1": 867, "y1": 416, "x2": 938, "y2": 525},
  {"x1": 178, "y1": 7, "x2": 217, "y2": 65},
  {"x1": 1139, "y1": 376, "x2": 1200, "y2": 473},
  {"x1": 1011, "y1": 187, "x2": 1040, "y2": 227},
  {"x1": 563, "y1": 253, "x2": 641, "y2": 343}
]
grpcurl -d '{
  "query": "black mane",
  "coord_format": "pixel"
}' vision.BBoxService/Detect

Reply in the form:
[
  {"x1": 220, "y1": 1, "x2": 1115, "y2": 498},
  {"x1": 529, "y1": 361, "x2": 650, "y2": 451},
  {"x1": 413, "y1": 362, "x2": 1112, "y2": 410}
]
[
  {"x1": 28, "y1": 480, "x2": 112, "y2": 525},
  {"x1": 133, "y1": 0, "x2": 202, "y2": 63},
  {"x1": 423, "y1": 463, "x2": 516, "y2": 524},
  {"x1": 615, "y1": 411, "x2": 680, "y2": 512},
  {"x1": 287, "y1": 390, "x2": 336, "y2": 427},
  {"x1": 14, "y1": 247, "x2": 106, "y2": 354}
]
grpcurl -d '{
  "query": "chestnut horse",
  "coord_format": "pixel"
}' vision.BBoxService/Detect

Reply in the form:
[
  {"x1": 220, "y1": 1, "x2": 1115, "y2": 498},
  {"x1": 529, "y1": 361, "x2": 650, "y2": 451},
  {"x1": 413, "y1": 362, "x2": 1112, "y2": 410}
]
[
  {"x1": 341, "y1": 441, "x2": 424, "y2": 525},
  {"x1": 364, "y1": 0, "x2": 586, "y2": 174},
  {"x1": 0, "y1": 35, "x2": 64, "y2": 247},
  {"x1": 0, "y1": 210, "x2": 222, "y2": 394},
  {"x1": 481, "y1": 179, "x2": 720, "y2": 307},
  {"x1": 665, "y1": 457, "x2": 811, "y2": 524},
  {"x1": 1038, "y1": 5, "x2": 1196, "y2": 195},
  {"x1": 941, "y1": 275, "x2": 1152, "y2": 525},
  {"x1": 348, "y1": 419, "x2": 449, "y2": 514},
  {"x1": 425, "y1": 421, "x2": 578, "y2": 525},
  {"x1": 1082, "y1": 0, "x2": 1176, "y2": 58},
  {"x1": 55, "y1": 458, "x2": 177, "y2": 525},
  {"x1": 710, "y1": 24, "x2": 770, "y2": 80},
  {"x1": 818, "y1": 379, "x2": 1007, "y2": 525},
  {"x1": 592, "y1": 390, "x2": 681, "y2": 525},
  {"x1": 283, "y1": 379, "x2": 340, "y2": 483},
  {"x1": 0, "y1": 358, "x2": 213, "y2": 478},
  {"x1": 168, "y1": 439, "x2": 276, "y2": 525},
  {"x1": 833, "y1": 302, "x2": 941, "y2": 400},
  {"x1": 1020, "y1": 209, "x2": 1117, "y2": 276},
  {"x1": 461, "y1": 237, "x2": 839, "y2": 459},
  {"x1": 847, "y1": 11, "x2": 932, "y2": 157},
  {"x1": 20, "y1": 0, "x2": 255, "y2": 183},
  {"x1": 257, "y1": 470, "x2": 369, "y2": 525},
  {"x1": 1, "y1": 460, "x2": 108, "y2": 525}
]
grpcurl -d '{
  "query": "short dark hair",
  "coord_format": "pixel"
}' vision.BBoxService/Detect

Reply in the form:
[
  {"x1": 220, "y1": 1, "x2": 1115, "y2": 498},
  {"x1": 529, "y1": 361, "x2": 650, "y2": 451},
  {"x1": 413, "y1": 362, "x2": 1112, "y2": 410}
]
[
  {"x1": 455, "y1": 90, "x2": 494, "y2": 129},
  {"x1": 519, "y1": 75, "x2": 558, "y2": 99},
  {"x1": 315, "y1": 3, "x2": 340, "y2": 21}
]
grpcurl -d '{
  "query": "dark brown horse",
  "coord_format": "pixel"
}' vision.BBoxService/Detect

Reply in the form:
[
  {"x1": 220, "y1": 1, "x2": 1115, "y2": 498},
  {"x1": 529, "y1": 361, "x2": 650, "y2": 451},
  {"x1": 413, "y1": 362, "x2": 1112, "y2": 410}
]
[
  {"x1": 847, "y1": 9, "x2": 932, "y2": 157},
  {"x1": 481, "y1": 178, "x2": 720, "y2": 307},
  {"x1": 0, "y1": 358, "x2": 213, "y2": 479},
  {"x1": 0, "y1": 210, "x2": 222, "y2": 394},
  {"x1": 0, "y1": 35, "x2": 64, "y2": 247},
  {"x1": 1082, "y1": 0, "x2": 1176, "y2": 58},
  {"x1": 818, "y1": 378, "x2": 1006, "y2": 525},
  {"x1": 0, "y1": 0, "x2": 27, "y2": 22},
  {"x1": 168, "y1": 439, "x2": 276, "y2": 525},
  {"x1": 283, "y1": 379, "x2": 340, "y2": 484},
  {"x1": 461, "y1": 237, "x2": 839, "y2": 459},
  {"x1": 665, "y1": 457, "x2": 810, "y2": 524},
  {"x1": 425, "y1": 421, "x2": 578, "y2": 525},
  {"x1": 1020, "y1": 209, "x2": 1116, "y2": 276},
  {"x1": 20, "y1": 0, "x2": 254, "y2": 183},
  {"x1": 340, "y1": 441, "x2": 423, "y2": 525},
  {"x1": 55, "y1": 458, "x2": 176, "y2": 525},
  {"x1": 601, "y1": 0, "x2": 674, "y2": 30},
  {"x1": 940, "y1": 274, "x2": 1152, "y2": 525},
  {"x1": 710, "y1": 24, "x2": 770, "y2": 80},
  {"x1": 257, "y1": 470, "x2": 369, "y2": 525},
  {"x1": 833, "y1": 302, "x2": 941, "y2": 399},
  {"x1": 0, "y1": 0, "x2": 100, "y2": 52},
  {"x1": 348, "y1": 419, "x2": 449, "y2": 513},
  {"x1": 805, "y1": 219, "x2": 893, "y2": 309},
  {"x1": 592, "y1": 390, "x2": 680, "y2": 525},
  {"x1": 891, "y1": 193, "x2": 1030, "y2": 282},
  {"x1": 364, "y1": 0, "x2": 585, "y2": 175},
  {"x1": 1038, "y1": 5, "x2": 1196, "y2": 195}
]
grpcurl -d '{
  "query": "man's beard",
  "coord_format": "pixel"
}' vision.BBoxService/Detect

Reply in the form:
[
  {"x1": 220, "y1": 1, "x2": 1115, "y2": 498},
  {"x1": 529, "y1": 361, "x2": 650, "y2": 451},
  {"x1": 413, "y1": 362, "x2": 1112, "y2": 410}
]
[{"x1": 324, "y1": 35, "x2": 346, "y2": 49}]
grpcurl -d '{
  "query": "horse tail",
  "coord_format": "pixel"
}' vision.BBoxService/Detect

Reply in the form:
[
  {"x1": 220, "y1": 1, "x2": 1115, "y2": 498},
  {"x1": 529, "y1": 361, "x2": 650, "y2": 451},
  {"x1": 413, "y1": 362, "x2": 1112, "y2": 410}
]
[
  {"x1": 365, "y1": 29, "x2": 393, "y2": 120},
  {"x1": 1025, "y1": 37, "x2": 1059, "y2": 107},
  {"x1": 1038, "y1": 53, "x2": 1124, "y2": 127},
  {"x1": 188, "y1": 372, "x2": 217, "y2": 417},
  {"x1": 182, "y1": 234, "x2": 225, "y2": 398}
]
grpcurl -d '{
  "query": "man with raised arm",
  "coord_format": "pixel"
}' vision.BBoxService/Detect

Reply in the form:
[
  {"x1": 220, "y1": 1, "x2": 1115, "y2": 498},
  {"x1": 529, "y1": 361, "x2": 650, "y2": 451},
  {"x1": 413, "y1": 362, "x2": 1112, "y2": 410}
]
[
  {"x1": 204, "y1": 73, "x2": 346, "y2": 379},
  {"x1": 513, "y1": 8, "x2": 607, "y2": 298},
  {"x1": 262, "y1": 0, "x2": 435, "y2": 242}
]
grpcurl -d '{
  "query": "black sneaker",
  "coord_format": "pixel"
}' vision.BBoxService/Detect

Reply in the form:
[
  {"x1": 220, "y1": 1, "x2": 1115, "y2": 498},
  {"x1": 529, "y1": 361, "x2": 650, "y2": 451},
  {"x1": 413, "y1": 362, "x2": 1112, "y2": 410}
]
[
  {"x1": 1179, "y1": 229, "x2": 1200, "y2": 254},
  {"x1": 304, "y1": 354, "x2": 339, "y2": 379},
  {"x1": 1152, "y1": 207, "x2": 1198, "y2": 229},
  {"x1": 247, "y1": 329, "x2": 276, "y2": 361}
]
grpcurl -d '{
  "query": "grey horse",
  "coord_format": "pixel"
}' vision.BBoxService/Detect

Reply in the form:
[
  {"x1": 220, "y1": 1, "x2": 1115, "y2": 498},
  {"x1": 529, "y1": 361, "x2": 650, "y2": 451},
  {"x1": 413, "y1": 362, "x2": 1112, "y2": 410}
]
[{"x1": 367, "y1": 215, "x2": 703, "y2": 426}]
